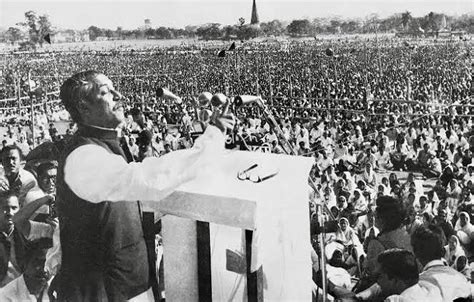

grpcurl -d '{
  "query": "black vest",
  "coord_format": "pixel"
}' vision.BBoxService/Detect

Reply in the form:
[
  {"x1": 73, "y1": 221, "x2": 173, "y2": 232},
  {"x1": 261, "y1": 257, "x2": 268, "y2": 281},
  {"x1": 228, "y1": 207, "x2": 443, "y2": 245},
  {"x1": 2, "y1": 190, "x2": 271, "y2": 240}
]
[{"x1": 56, "y1": 125, "x2": 149, "y2": 301}]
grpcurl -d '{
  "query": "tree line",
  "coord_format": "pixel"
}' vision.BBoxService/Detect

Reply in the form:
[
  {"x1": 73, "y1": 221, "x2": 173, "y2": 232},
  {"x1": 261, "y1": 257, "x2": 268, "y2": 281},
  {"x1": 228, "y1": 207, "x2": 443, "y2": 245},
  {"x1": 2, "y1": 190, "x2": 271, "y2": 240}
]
[
  {"x1": 1, "y1": 10, "x2": 473, "y2": 47},
  {"x1": 87, "y1": 12, "x2": 473, "y2": 41}
]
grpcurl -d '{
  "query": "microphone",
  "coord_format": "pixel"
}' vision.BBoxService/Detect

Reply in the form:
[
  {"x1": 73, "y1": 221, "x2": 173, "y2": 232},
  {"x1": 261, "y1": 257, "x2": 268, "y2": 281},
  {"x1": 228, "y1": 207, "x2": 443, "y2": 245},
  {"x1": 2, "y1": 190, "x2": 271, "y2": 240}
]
[
  {"x1": 210, "y1": 93, "x2": 227, "y2": 107},
  {"x1": 234, "y1": 95, "x2": 264, "y2": 107},
  {"x1": 197, "y1": 92, "x2": 212, "y2": 107},
  {"x1": 156, "y1": 87, "x2": 182, "y2": 104}
]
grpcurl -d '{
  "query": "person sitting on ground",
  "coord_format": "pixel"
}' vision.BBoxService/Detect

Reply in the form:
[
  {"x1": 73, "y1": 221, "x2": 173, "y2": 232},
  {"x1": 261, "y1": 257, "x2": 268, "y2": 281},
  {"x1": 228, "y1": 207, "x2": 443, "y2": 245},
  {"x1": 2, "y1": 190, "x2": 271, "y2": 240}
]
[
  {"x1": 433, "y1": 209, "x2": 456, "y2": 241},
  {"x1": 416, "y1": 143, "x2": 432, "y2": 172},
  {"x1": 440, "y1": 165, "x2": 456, "y2": 188},
  {"x1": 422, "y1": 212, "x2": 433, "y2": 228},
  {"x1": 423, "y1": 151, "x2": 442, "y2": 178},
  {"x1": 355, "y1": 147, "x2": 376, "y2": 173},
  {"x1": 315, "y1": 150, "x2": 333, "y2": 178},
  {"x1": 376, "y1": 248, "x2": 442, "y2": 302},
  {"x1": 361, "y1": 163, "x2": 377, "y2": 189},
  {"x1": 432, "y1": 179, "x2": 448, "y2": 203},
  {"x1": 426, "y1": 190, "x2": 440, "y2": 216},
  {"x1": 380, "y1": 177, "x2": 391, "y2": 195},
  {"x1": 452, "y1": 255, "x2": 471, "y2": 281},
  {"x1": 454, "y1": 211, "x2": 474, "y2": 252},
  {"x1": 355, "y1": 196, "x2": 412, "y2": 295},
  {"x1": 334, "y1": 178, "x2": 350, "y2": 201},
  {"x1": 389, "y1": 143, "x2": 407, "y2": 171},
  {"x1": 374, "y1": 144, "x2": 391, "y2": 171},
  {"x1": 445, "y1": 179, "x2": 462, "y2": 216},
  {"x1": 411, "y1": 226, "x2": 471, "y2": 302},
  {"x1": 443, "y1": 235, "x2": 465, "y2": 267},
  {"x1": 405, "y1": 206, "x2": 423, "y2": 236},
  {"x1": 333, "y1": 217, "x2": 362, "y2": 250},
  {"x1": 417, "y1": 195, "x2": 433, "y2": 217},
  {"x1": 388, "y1": 173, "x2": 400, "y2": 190},
  {"x1": 362, "y1": 209, "x2": 379, "y2": 252}
]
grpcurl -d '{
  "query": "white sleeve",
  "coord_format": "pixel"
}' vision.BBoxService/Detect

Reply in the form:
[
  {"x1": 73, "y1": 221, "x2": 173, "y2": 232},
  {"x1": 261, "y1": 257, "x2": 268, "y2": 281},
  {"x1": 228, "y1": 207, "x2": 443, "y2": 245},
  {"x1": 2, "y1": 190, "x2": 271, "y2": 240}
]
[{"x1": 65, "y1": 125, "x2": 224, "y2": 203}]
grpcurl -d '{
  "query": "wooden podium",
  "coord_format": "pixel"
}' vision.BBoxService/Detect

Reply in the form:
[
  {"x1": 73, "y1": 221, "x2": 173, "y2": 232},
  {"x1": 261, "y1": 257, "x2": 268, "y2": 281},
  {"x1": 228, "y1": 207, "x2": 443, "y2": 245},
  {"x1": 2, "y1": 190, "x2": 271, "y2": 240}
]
[{"x1": 148, "y1": 150, "x2": 314, "y2": 301}]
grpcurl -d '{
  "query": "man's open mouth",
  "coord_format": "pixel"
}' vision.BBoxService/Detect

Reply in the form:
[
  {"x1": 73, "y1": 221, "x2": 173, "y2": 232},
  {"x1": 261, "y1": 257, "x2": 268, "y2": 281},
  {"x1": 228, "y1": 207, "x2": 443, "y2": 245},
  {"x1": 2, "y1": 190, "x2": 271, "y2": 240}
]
[{"x1": 113, "y1": 102, "x2": 124, "y2": 111}]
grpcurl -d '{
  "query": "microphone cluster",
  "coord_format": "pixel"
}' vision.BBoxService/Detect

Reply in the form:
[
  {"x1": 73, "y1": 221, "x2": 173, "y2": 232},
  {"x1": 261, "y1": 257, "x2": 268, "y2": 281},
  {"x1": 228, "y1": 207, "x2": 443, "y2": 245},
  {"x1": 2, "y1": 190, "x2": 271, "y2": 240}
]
[{"x1": 156, "y1": 87, "x2": 265, "y2": 108}]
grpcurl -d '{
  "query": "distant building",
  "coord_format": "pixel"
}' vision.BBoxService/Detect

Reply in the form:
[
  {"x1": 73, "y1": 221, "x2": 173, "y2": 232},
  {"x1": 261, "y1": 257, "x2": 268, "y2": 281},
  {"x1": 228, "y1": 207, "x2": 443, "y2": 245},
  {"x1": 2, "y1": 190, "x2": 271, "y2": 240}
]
[
  {"x1": 250, "y1": 0, "x2": 259, "y2": 25},
  {"x1": 53, "y1": 30, "x2": 90, "y2": 43},
  {"x1": 144, "y1": 19, "x2": 152, "y2": 30}
]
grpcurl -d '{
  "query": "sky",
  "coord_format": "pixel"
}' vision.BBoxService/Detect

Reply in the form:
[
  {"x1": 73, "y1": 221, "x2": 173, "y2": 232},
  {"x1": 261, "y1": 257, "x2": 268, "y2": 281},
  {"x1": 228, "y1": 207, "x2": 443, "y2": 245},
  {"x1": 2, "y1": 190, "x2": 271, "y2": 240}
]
[{"x1": 0, "y1": 0, "x2": 472, "y2": 30}]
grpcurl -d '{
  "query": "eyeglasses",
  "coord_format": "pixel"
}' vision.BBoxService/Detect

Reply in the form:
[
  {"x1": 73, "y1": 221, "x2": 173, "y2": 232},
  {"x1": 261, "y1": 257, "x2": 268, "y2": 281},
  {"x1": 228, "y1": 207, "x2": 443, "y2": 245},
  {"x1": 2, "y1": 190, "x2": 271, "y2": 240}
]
[{"x1": 237, "y1": 164, "x2": 279, "y2": 183}]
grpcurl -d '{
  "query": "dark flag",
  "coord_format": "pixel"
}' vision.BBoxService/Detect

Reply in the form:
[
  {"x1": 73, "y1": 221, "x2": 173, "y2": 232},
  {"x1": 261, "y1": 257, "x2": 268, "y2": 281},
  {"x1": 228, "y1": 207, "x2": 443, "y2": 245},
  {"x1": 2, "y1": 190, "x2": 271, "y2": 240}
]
[
  {"x1": 217, "y1": 49, "x2": 226, "y2": 57},
  {"x1": 44, "y1": 33, "x2": 51, "y2": 44},
  {"x1": 228, "y1": 42, "x2": 236, "y2": 51}
]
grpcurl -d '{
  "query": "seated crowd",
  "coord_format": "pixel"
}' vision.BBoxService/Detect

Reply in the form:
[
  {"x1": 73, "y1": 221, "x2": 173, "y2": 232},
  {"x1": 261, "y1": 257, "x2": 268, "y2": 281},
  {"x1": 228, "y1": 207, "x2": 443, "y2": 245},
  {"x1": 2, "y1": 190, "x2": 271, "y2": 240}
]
[
  {"x1": 0, "y1": 106, "x2": 472, "y2": 301},
  {"x1": 0, "y1": 39, "x2": 472, "y2": 301}
]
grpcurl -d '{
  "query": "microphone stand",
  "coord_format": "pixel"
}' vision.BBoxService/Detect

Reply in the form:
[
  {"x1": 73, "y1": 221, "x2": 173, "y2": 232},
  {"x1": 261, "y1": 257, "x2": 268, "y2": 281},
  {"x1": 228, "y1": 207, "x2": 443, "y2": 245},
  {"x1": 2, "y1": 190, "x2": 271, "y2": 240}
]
[{"x1": 254, "y1": 98, "x2": 332, "y2": 302}]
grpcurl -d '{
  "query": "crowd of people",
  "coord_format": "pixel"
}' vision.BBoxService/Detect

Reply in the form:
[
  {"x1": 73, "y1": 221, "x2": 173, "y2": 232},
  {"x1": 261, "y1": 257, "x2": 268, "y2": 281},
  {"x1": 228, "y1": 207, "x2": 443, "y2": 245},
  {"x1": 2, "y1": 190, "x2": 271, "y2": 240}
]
[{"x1": 0, "y1": 36, "x2": 472, "y2": 300}]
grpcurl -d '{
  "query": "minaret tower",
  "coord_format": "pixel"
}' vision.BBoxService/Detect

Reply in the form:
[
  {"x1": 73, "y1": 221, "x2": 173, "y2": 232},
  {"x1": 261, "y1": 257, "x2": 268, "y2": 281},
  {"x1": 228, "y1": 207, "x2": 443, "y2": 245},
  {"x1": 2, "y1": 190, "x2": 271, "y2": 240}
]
[{"x1": 251, "y1": 0, "x2": 259, "y2": 25}]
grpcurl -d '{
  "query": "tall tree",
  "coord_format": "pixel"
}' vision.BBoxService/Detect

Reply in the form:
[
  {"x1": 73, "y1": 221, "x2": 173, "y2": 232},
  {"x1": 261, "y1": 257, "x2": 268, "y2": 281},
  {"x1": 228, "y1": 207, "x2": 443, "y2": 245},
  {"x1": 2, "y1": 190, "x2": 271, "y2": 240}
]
[
  {"x1": 88, "y1": 26, "x2": 103, "y2": 41},
  {"x1": 5, "y1": 27, "x2": 23, "y2": 45},
  {"x1": 260, "y1": 19, "x2": 285, "y2": 36},
  {"x1": 401, "y1": 11, "x2": 412, "y2": 30},
  {"x1": 38, "y1": 14, "x2": 52, "y2": 46},
  {"x1": 287, "y1": 19, "x2": 311, "y2": 36},
  {"x1": 18, "y1": 11, "x2": 52, "y2": 47}
]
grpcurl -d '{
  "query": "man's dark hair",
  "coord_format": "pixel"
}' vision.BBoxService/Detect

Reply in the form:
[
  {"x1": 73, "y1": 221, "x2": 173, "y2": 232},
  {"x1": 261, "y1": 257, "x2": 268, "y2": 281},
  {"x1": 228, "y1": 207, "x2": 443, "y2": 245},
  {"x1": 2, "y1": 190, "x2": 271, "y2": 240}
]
[
  {"x1": 36, "y1": 161, "x2": 58, "y2": 178},
  {"x1": 59, "y1": 70, "x2": 101, "y2": 123},
  {"x1": 411, "y1": 226, "x2": 444, "y2": 265},
  {"x1": 1, "y1": 144, "x2": 24, "y2": 160},
  {"x1": 377, "y1": 248, "x2": 419, "y2": 286},
  {"x1": 376, "y1": 196, "x2": 406, "y2": 232}
]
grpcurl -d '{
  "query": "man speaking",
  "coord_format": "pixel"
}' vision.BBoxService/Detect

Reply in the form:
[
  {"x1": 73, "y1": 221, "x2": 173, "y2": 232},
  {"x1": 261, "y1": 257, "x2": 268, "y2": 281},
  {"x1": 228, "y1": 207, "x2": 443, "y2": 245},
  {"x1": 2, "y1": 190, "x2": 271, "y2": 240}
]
[{"x1": 55, "y1": 70, "x2": 234, "y2": 301}]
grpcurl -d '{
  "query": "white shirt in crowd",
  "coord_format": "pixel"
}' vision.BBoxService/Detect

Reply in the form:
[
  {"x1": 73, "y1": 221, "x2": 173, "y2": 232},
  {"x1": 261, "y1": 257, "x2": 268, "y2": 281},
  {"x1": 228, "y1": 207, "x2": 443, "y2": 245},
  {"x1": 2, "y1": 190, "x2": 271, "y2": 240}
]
[
  {"x1": 418, "y1": 259, "x2": 471, "y2": 302},
  {"x1": 384, "y1": 282, "x2": 442, "y2": 302},
  {"x1": 0, "y1": 275, "x2": 49, "y2": 302}
]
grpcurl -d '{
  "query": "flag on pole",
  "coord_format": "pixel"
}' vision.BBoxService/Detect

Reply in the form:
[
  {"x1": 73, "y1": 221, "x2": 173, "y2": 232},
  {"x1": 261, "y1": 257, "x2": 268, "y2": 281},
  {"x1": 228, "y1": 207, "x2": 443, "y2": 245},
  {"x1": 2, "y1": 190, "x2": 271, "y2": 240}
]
[
  {"x1": 228, "y1": 42, "x2": 236, "y2": 51},
  {"x1": 44, "y1": 33, "x2": 51, "y2": 44}
]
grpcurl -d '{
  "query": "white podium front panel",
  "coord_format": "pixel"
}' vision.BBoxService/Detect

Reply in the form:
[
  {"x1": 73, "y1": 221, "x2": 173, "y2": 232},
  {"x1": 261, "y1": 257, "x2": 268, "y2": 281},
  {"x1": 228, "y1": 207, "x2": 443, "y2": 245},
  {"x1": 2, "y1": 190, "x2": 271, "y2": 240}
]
[{"x1": 159, "y1": 150, "x2": 314, "y2": 301}]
